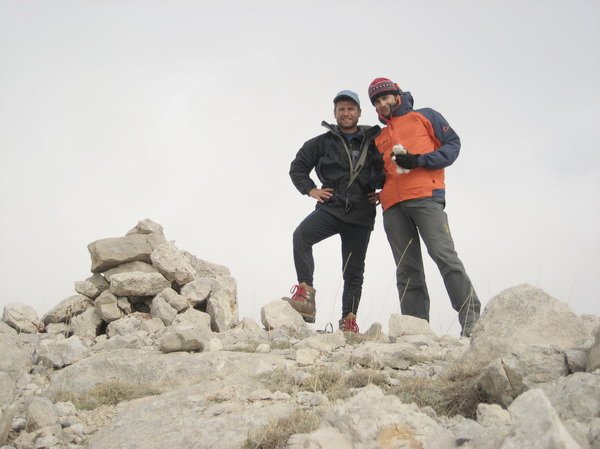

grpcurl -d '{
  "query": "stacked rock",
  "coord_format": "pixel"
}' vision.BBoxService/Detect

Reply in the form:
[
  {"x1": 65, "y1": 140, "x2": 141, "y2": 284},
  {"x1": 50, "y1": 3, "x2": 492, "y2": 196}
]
[{"x1": 2, "y1": 219, "x2": 239, "y2": 340}]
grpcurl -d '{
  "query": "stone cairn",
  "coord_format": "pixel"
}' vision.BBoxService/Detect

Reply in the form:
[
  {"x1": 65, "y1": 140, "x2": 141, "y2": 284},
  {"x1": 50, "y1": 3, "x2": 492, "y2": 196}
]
[{"x1": 2, "y1": 219, "x2": 239, "y2": 351}]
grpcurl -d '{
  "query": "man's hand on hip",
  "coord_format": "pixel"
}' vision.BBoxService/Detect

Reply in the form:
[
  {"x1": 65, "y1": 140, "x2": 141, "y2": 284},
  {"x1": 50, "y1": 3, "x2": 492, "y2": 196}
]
[{"x1": 309, "y1": 188, "x2": 334, "y2": 203}]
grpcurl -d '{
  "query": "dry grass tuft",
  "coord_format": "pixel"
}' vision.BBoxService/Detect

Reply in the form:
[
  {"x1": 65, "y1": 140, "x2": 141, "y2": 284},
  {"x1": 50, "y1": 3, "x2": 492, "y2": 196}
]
[
  {"x1": 53, "y1": 380, "x2": 161, "y2": 410},
  {"x1": 243, "y1": 408, "x2": 320, "y2": 449},
  {"x1": 389, "y1": 362, "x2": 486, "y2": 419}
]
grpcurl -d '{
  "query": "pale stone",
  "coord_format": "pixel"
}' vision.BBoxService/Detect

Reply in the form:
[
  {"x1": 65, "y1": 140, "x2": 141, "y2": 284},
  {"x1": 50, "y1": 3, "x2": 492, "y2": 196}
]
[
  {"x1": 256, "y1": 343, "x2": 271, "y2": 353},
  {"x1": 103, "y1": 261, "x2": 158, "y2": 281},
  {"x1": 88, "y1": 233, "x2": 166, "y2": 273},
  {"x1": 155, "y1": 288, "x2": 188, "y2": 312},
  {"x1": 296, "y1": 348, "x2": 320, "y2": 365},
  {"x1": 288, "y1": 426, "x2": 353, "y2": 449},
  {"x1": 2, "y1": 303, "x2": 44, "y2": 333},
  {"x1": 94, "y1": 290, "x2": 123, "y2": 323},
  {"x1": 25, "y1": 397, "x2": 59, "y2": 432},
  {"x1": 150, "y1": 242, "x2": 197, "y2": 286},
  {"x1": 566, "y1": 348, "x2": 590, "y2": 373},
  {"x1": 462, "y1": 285, "x2": 589, "y2": 369},
  {"x1": 0, "y1": 373, "x2": 15, "y2": 407},
  {"x1": 543, "y1": 372, "x2": 600, "y2": 425},
  {"x1": 180, "y1": 277, "x2": 214, "y2": 307},
  {"x1": 476, "y1": 403, "x2": 512, "y2": 428},
  {"x1": 587, "y1": 327, "x2": 600, "y2": 373},
  {"x1": 0, "y1": 334, "x2": 34, "y2": 381},
  {"x1": 207, "y1": 276, "x2": 239, "y2": 332},
  {"x1": 0, "y1": 321, "x2": 17, "y2": 335},
  {"x1": 239, "y1": 317, "x2": 263, "y2": 332},
  {"x1": 34, "y1": 336, "x2": 90, "y2": 368},
  {"x1": 159, "y1": 325, "x2": 212, "y2": 353},
  {"x1": 389, "y1": 313, "x2": 436, "y2": 339},
  {"x1": 126, "y1": 219, "x2": 164, "y2": 236},
  {"x1": 70, "y1": 307, "x2": 102, "y2": 338},
  {"x1": 44, "y1": 322, "x2": 69, "y2": 335},
  {"x1": 86, "y1": 273, "x2": 110, "y2": 294},
  {"x1": 171, "y1": 308, "x2": 212, "y2": 332},
  {"x1": 324, "y1": 384, "x2": 452, "y2": 448},
  {"x1": 117, "y1": 296, "x2": 132, "y2": 314},
  {"x1": 503, "y1": 388, "x2": 581, "y2": 449},
  {"x1": 74, "y1": 280, "x2": 101, "y2": 300},
  {"x1": 349, "y1": 341, "x2": 420, "y2": 370},
  {"x1": 181, "y1": 250, "x2": 230, "y2": 278},
  {"x1": 106, "y1": 312, "x2": 149, "y2": 338},
  {"x1": 109, "y1": 272, "x2": 171, "y2": 297},
  {"x1": 295, "y1": 330, "x2": 346, "y2": 353},
  {"x1": 0, "y1": 407, "x2": 13, "y2": 446},
  {"x1": 364, "y1": 322, "x2": 388, "y2": 340},
  {"x1": 261, "y1": 299, "x2": 306, "y2": 330},
  {"x1": 43, "y1": 295, "x2": 92, "y2": 325},
  {"x1": 140, "y1": 317, "x2": 165, "y2": 334},
  {"x1": 150, "y1": 294, "x2": 177, "y2": 325}
]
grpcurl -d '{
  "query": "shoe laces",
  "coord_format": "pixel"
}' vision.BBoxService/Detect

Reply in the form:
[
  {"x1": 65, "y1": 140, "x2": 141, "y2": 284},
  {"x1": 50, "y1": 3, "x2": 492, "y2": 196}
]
[
  {"x1": 342, "y1": 316, "x2": 359, "y2": 334},
  {"x1": 290, "y1": 284, "x2": 307, "y2": 302}
]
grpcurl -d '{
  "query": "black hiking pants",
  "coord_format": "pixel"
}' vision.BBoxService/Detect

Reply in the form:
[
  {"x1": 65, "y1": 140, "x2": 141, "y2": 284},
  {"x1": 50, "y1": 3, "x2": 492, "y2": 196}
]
[{"x1": 293, "y1": 208, "x2": 372, "y2": 318}]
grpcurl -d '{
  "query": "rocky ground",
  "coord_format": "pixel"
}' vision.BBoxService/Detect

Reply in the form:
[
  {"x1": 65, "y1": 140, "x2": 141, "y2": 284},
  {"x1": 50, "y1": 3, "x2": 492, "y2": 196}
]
[{"x1": 1, "y1": 220, "x2": 599, "y2": 449}]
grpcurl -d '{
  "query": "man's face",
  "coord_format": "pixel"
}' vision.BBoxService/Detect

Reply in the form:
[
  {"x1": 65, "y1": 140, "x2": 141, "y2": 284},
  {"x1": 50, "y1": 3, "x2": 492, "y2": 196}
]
[
  {"x1": 334, "y1": 100, "x2": 361, "y2": 132},
  {"x1": 374, "y1": 94, "x2": 399, "y2": 119}
]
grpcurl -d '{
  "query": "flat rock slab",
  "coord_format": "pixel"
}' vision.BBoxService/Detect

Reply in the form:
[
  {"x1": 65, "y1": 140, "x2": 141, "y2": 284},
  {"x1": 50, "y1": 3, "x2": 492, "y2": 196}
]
[{"x1": 88, "y1": 233, "x2": 166, "y2": 273}]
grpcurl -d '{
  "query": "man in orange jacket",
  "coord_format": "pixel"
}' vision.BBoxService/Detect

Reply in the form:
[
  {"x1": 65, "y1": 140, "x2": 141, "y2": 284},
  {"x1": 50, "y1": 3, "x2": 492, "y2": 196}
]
[{"x1": 368, "y1": 77, "x2": 480, "y2": 337}]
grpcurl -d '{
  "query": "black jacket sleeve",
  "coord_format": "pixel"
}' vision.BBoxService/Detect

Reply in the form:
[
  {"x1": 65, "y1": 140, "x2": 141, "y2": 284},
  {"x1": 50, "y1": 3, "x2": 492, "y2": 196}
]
[{"x1": 289, "y1": 136, "x2": 323, "y2": 195}]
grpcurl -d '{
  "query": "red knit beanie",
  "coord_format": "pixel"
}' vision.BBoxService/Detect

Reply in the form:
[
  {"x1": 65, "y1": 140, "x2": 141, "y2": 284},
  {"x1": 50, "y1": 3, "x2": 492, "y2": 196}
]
[{"x1": 368, "y1": 77, "x2": 401, "y2": 104}]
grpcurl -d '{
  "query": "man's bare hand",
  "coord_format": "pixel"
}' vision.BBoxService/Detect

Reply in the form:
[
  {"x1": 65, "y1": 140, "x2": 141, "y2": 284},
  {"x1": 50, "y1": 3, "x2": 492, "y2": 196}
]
[
  {"x1": 309, "y1": 188, "x2": 334, "y2": 203},
  {"x1": 368, "y1": 191, "x2": 380, "y2": 205}
]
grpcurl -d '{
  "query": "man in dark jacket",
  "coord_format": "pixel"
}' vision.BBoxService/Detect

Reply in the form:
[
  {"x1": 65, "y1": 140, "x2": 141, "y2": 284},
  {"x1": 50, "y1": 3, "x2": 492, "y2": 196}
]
[{"x1": 287, "y1": 90, "x2": 383, "y2": 333}]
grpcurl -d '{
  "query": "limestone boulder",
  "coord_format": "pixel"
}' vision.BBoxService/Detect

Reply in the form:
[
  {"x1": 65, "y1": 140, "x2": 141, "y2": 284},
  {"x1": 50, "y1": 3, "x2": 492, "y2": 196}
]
[
  {"x1": 503, "y1": 388, "x2": 581, "y2": 449},
  {"x1": 103, "y1": 261, "x2": 158, "y2": 281},
  {"x1": 126, "y1": 218, "x2": 164, "y2": 236},
  {"x1": 0, "y1": 372, "x2": 16, "y2": 407},
  {"x1": 34, "y1": 335, "x2": 90, "y2": 368},
  {"x1": 25, "y1": 397, "x2": 59, "y2": 432},
  {"x1": 206, "y1": 275, "x2": 239, "y2": 332},
  {"x1": 0, "y1": 321, "x2": 17, "y2": 335},
  {"x1": 0, "y1": 406, "x2": 13, "y2": 446},
  {"x1": 155, "y1": 287, "x2": 188, "y2": 312},
  {"x1": 74, "y1": 280, "x2": 102, "y2": 299},
  {"x1": 88, "y1": 233, "x2": 166, "y2": 273},
  {"x1": 159, "y1": 325, "x2": 217, "y2": 353},
  {"x1": 42, "y1": 294, "x2": 92, "y2": 325},
  {"x1": 543, "y1": 372, "x2": 600, "y2": 426},
  {"x1": 94, "y1": 290, "x2": 124, "y2": 323},
  {"x1": 0, "y1": 334, "x2": 34, "y2": 381},
  {"x1": 171, "y1": 308, "x2": 212, "y2": 331},
  {"x1": 388, "y1": 313, "x2": 436, "y2": 339},
  {"x1": 461, "y1": 285, "x2": 589, "y2": 369},
  {"x1": 261, "y1": 299, "x2": 306, "y2": 330},
  {"x1": 150, "y1": 294, "x2": 177, "y2": 326},
  {"x1": 106, "y1": 312, "x2": 150, "y2": 338},
  {"x1": 109, "y1": 271, "x2": 171, "y2": 297},
  {"x1": 3, "y1": 303, "x2": 44, "y2": 333},
  {"x1": 70, "y1": 307, "x2": 103, "y2": 338},
  {"x1": 180, "y1": 277, "x2": 214, "y2": 308},
  {"x1": 150, "y1": 242, "x2": 197, "y2": 286},
  {"x1": 587, "y1": 327, "x2": 600, "y2": 373},
  {"x1": 181, "y1": 250, "x2": 230, "y2": 278},
  {"x1": 478, "y1": 346, "x2": 569, "y2": 407}
]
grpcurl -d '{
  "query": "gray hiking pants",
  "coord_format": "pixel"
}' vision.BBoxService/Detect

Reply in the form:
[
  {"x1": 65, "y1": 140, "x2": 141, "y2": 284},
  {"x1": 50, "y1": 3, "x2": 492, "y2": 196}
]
[{"x1": 382, "y1": 198, "x2": 480, "y2": 330}]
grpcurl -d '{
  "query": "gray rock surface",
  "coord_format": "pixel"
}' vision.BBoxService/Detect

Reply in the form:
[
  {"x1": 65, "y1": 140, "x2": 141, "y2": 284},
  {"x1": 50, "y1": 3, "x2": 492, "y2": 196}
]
[
  {"x1": 150, "y1": 242, "x2": 197, "y2": 286},
  {"x1": 462, "y1": 284, "x2": 589, "y2": 369},
  {"x1": 88, "y1": 233, "x2": 166, "y2": 273},
  {"x1": 2, "y1": 303, "x2": 44, "y2": 333},
  {"x1": 0, "y1": 334, "x2": 34, "y2": 381},
  {"x1": 261, "y1": 299, "x2": 306, "y2": 330},
  {"x1": 34, "y1": 335, "x2": 90, "y2": 368},
  {"x1": 0, "y1": 373, "x2": 15, "y2": 407},
  {"x1": 94, "y1": 290, "x2": 123, "y2": 323},
  {"x1": 42, "y1": 295, "x2": 92, "y2": 325},
  {"x1": 70, "y1": 307, "x2": 103, "y2": 338},
  {"x1": 587, "y1": 327, "x2": 600, "y2": 373},
  {"x1": 103, "y1": 260, "x2": 158, "y2": 281},
  {"x1": 126, "y1": 218, "x2": 164, "y2": 236},
  {"x1": 109, "y1": 271, "x2": 171, "y2": 296}
]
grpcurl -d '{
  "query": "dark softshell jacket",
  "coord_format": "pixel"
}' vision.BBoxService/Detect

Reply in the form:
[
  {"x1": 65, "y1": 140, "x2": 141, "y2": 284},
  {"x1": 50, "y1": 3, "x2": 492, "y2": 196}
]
[{"x1": 289, "y1": 123, "x2": 384, "y2": 228}]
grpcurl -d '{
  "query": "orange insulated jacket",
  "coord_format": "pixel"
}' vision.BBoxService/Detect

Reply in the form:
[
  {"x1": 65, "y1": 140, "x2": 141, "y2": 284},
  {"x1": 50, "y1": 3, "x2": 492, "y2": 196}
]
[{"x1": 374, "y1": 92, "x2": 461, "y2": 211}]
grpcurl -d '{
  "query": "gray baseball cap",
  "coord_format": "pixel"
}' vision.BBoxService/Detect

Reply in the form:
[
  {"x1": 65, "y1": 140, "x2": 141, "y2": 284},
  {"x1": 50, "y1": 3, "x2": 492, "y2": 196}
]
[{"x1": 333, "y1": 89, "x2": 360, "y2": 106}]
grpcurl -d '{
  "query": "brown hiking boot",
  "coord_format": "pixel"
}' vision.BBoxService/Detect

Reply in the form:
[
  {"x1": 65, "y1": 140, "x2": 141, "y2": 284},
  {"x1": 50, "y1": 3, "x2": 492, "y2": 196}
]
[
  {"x1": 338, "y1": 313, "x2": 359, "y2": 334},
  {"x1": 284, "y1": 282, "x2": 316, "y2": 323}
]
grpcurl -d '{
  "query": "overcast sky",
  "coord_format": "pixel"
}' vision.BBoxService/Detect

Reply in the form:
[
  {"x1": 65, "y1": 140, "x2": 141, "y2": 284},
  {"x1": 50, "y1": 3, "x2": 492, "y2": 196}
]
[{"x1": 1, "y1": 1, "x2": 598, "y2": 336}]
